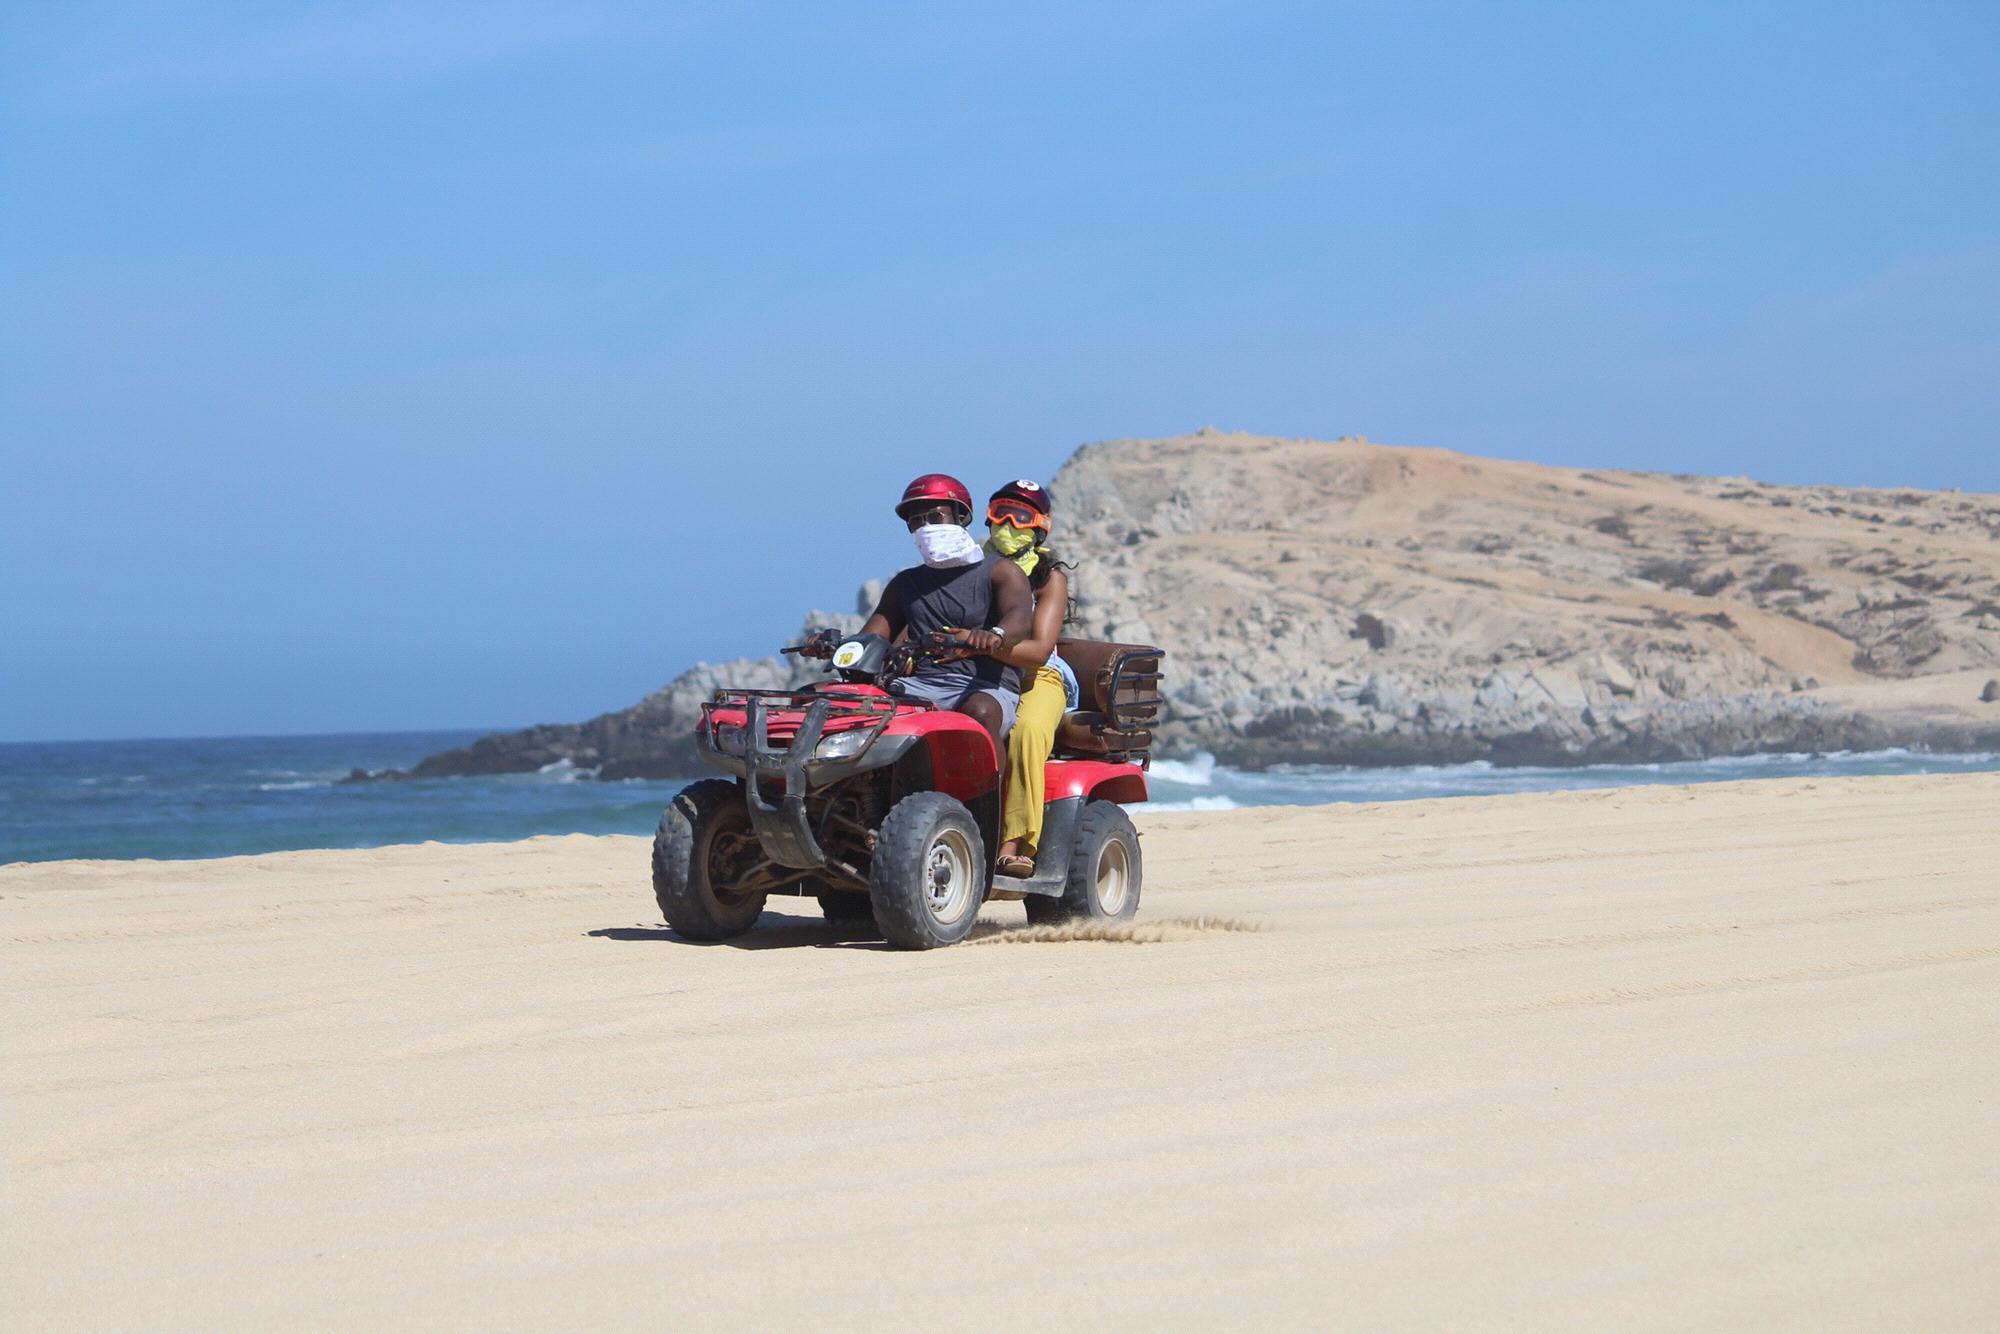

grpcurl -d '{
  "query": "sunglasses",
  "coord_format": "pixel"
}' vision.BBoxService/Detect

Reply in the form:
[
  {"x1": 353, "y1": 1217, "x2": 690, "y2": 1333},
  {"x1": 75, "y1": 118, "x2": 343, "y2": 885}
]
[
  {"x1": 903, "y1": 503, "x2": 965, "y2": 531},
  {"x1": 986, "y1": 498, "x2": 1049, "y2": 530}
]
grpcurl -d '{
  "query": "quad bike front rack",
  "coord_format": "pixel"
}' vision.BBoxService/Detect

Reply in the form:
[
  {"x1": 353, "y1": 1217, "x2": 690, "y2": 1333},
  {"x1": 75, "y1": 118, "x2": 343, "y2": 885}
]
[
  {"x1": 699, "y1": 690, "x2": 904, "y2": 881},
  {"x1": 740, "y1": 694, "x2": 828, "y2": 871}
]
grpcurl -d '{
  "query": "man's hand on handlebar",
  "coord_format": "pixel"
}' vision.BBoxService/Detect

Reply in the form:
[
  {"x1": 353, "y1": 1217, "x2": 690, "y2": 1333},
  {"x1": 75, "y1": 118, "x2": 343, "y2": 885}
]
[
  {"x1": 955, "y1": 626, "x2": 1004, "y2": 655},
  {"x1": 929, "y1": 626, "x2": 1001, "y2": 662},
  {"x1": 784, "y1": 628, "x2": 844, "y2": 660}
]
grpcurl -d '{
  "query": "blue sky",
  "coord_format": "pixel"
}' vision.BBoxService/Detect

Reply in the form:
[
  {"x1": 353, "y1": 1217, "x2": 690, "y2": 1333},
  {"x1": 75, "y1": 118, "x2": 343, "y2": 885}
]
[{"x1": 3, "y1": 1, "x2": 1995, "y2": 741}]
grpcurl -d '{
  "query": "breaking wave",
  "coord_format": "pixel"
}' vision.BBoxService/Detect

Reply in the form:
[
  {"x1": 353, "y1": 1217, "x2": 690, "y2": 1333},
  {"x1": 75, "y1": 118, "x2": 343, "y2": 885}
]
[
  {"x1": 1138, "y1": 747, "x2": 2000, "y2": 812},
  {"x1": 534, "y1": 758, "x2": 600, "y2": 782}
]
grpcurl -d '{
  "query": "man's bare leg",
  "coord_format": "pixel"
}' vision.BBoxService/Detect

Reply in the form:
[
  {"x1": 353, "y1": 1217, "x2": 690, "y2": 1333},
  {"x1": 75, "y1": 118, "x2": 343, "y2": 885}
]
[{"x1": 958, "y1": 694, "x2": 1005, "y2": 766}]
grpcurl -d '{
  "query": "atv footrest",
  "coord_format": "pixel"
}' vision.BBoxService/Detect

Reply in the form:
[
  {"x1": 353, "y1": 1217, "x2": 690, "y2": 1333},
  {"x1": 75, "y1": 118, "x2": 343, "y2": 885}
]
[{"x1": 1004, "y1": 795, "x2": 1082, "y2": 898}]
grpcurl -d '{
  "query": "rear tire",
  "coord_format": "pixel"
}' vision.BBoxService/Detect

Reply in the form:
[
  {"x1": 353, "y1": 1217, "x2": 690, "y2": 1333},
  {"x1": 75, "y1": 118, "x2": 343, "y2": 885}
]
[
  {"x1": 816, "y1": 891, "x2": 879, "y2": 933},
  {"x1": 869, "y1": 792, "x2": 986, "y2": 950},
  {"x1": 652, "y1": 779, "x2": 767, "y2": 940},
  {"x1": 1026, "y1": 799, "x2": 1142, "y2": 926}
]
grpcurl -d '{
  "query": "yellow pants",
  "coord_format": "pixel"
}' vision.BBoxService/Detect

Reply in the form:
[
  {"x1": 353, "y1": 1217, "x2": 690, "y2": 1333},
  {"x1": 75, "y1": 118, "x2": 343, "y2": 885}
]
[{"x1": 1003, "y1": 663, "x2": 1067, "y2": 856}]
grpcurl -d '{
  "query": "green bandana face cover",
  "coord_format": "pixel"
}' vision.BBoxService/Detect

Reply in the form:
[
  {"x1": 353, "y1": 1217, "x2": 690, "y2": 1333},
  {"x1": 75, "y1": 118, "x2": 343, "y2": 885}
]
[{"x1": 985, "y1": 521, "x2": 1043, "y2": 575}]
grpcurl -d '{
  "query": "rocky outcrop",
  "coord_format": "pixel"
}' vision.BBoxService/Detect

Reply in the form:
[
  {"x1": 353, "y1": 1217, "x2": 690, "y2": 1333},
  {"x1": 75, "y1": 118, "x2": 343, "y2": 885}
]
[
  {"x1": 1056, "y1": 430, "x2": 2000, "y2": 765},
  {"x1": 377, "y1": 432, "x2": 2000, "y2": 779}
]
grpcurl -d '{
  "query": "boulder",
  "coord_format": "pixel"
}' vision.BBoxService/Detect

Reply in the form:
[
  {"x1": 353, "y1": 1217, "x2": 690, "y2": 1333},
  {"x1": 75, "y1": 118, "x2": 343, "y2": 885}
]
[
  {"x1": 1351, "y1": 613, "x2": 1396, "y2": 650},
  {"x1": 1597, "y1": 656, "x2": 1637, "y2": 697}
]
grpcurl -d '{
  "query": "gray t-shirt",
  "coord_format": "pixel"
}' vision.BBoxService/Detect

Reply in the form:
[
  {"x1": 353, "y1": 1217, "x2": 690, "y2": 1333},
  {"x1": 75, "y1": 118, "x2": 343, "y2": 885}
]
[{"x1": 884, "y1": 556, "x2": 1022, "y2": 694}]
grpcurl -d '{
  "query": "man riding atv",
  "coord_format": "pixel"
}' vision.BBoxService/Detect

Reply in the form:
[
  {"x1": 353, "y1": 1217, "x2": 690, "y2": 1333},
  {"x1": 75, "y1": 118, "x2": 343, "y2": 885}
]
[
  {"x1": 649, "y1": 471, "x2": 1164, "y2": 949},
  {"x1": 856, "y1": 474, "x2": 1035, "y2": 757}
]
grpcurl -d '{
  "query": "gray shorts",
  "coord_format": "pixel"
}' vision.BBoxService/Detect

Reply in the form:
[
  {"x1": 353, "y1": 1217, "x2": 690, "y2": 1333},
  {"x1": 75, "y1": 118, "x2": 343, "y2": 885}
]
[{"x1": 891, "y1": 673, "x2": 1019, "y2": 736}]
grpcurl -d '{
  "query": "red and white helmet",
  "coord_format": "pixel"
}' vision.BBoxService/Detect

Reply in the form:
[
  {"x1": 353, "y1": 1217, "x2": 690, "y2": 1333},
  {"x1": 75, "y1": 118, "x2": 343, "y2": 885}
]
[
  {"x1": 896, "y1": 473, "x2": 973, "y2": 523},
  {"x1": 987, "y1": 478, "x2": 1053, "y2": 530}
]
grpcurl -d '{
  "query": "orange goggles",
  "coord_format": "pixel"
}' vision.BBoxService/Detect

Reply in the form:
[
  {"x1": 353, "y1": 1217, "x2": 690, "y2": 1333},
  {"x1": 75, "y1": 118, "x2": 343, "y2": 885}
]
[{"x1": 986, "y1": 498, "x2": 1049, "y2": 530}]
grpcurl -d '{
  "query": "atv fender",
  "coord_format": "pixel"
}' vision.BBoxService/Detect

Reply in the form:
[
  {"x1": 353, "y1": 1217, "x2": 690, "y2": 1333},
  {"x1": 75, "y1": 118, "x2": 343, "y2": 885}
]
[
  {"x1": 897, "y1": 710, "x2": 1001, "y2": 802},
  {"x1": 1043, "y1": 759, "x2": 1147, "y2": 805}
]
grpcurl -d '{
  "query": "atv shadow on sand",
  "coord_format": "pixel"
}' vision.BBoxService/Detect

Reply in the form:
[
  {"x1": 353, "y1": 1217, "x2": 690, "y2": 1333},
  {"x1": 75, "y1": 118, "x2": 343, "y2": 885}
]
[{"x1": 587, "y1": 908, "x2": 901, "y2": 952}]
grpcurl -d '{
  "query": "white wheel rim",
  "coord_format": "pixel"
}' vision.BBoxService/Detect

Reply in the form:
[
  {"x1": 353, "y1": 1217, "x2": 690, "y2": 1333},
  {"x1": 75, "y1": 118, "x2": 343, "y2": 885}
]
[
  {"x1": 925, "y1": 827, "x2": 976, "y2": 924},
  {"x1": 1095, "y1": 836, "x2": 1131, "y2": 915}
]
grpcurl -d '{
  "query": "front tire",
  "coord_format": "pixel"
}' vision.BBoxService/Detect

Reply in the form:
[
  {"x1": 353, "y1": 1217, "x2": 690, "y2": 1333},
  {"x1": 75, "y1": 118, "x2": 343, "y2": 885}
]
[
  {"x1": 652, "y1": 779, "x2": 767, "y2": 940},
  {"x1": 1026, "y1": 799, "x2": 1142, "y2": 926},
  {"x1": 869, "y1": 792, "x2": 986, "y2": 950}
]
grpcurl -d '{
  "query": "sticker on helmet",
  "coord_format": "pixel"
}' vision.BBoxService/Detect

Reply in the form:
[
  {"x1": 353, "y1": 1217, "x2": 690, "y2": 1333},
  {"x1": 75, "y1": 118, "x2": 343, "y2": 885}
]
[
  {"x1": 1014, "y1": 479, "x2": 1039, "y2": 490},
  {"x1": 832, "y1": 640, "x2": 865, "y2": 669}
]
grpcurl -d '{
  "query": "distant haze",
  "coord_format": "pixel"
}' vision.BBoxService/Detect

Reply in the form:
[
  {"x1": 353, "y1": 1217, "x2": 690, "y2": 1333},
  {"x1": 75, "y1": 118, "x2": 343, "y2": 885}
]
[{"x1": 3, "y1": 2, "x2": 1995, "y2": 741}]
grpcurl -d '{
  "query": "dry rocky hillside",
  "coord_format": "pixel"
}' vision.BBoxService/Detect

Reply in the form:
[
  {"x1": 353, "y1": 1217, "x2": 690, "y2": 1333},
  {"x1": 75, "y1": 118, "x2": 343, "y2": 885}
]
[
  {"x1": 1057, "y1": 430, "x2": 2000, "y2": 765},
  {"x1": 373, "y1": 431, "x2": 2000, "y2": 780}
]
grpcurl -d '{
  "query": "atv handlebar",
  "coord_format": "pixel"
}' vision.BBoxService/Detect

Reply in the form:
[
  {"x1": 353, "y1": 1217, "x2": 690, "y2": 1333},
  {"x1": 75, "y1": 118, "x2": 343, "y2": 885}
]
[
  {"x1": 782, "y1": 628, "x2": 845, "y2": 660},
  {"x1": 783, "y1": 627, "x2": 991, "y2": 686},
  {"x1": 785, "y1": 627, "x2": 980, "y2": 663},
  {"x1": 913, "y1": 628, "x2": 985, "y2": 664}
]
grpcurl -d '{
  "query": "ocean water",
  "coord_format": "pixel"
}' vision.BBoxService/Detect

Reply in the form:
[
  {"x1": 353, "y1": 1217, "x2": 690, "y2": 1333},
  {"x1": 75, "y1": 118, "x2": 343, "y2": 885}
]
[
  {"x1": 1140, "y1": 748, "x2": 2000, "y2": 809},
  {"x1": 0, "y1": 732, "x2": 687, "y2": 864},
  {"x1": 4, "y1": 731, "x2": 1997, "y2": 865}
]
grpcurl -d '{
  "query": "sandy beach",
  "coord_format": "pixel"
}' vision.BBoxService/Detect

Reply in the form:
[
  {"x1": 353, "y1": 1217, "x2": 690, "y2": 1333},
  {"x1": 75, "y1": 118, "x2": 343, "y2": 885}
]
[{"x1": 6, "y1": 772, "x2": 1997, "y2": 1330}]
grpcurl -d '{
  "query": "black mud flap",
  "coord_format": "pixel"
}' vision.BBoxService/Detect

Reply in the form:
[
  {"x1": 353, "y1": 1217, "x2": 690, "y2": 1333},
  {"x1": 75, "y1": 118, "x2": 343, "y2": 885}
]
[{"x1": 1013, "y1": 795, "x2": 1083, "y2": 898}]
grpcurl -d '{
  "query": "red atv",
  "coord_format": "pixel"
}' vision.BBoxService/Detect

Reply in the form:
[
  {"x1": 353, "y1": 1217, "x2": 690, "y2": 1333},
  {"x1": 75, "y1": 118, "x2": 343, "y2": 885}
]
[{"x1": 652, "y1": 630, "x2": 1164, "y2": 950}]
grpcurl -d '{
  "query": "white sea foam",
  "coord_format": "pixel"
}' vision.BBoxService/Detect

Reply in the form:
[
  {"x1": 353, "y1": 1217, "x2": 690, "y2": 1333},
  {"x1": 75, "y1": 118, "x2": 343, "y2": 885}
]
[
  {"x1": 1136, "y1": 746, "x2": 2000, "y2": 810},
  {"x1": 1137, "y1": 795, "x2": 1240, "y2": 813},
  {"x1": 257, "y1": 780, "x2": 329, "y2": 791},
  {"x1": 534, "y1": 758, "x2": 600, "y2": 782},
  {"x1": 1147, "y1": 752, "x2": 1218, "y2": 787}
]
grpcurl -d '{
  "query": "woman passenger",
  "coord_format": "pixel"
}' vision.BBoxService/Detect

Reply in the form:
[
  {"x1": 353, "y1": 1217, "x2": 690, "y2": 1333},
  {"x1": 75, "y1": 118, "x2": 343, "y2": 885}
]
[{"x1": 980, "y1": 480, "x2": 1079, "y2": 878}]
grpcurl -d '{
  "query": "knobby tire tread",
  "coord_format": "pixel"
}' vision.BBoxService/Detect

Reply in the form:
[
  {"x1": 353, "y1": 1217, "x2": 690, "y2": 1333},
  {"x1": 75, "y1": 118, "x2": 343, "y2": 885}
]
[
  {"x1": 652, "y1": 778, "x2": 764, "y2": 940},
  {"x1": 870, "y1": 791, "x2": 984, "y2": 951},
  {"x1": 1028, "y1": 799, "x2": 1142, "y2": 924}
]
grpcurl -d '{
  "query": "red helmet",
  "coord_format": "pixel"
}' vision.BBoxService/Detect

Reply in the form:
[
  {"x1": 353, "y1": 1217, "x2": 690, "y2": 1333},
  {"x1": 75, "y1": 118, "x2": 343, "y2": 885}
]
[{"x1": 896, "y1": 473, "x2": 973, "y2": 522}]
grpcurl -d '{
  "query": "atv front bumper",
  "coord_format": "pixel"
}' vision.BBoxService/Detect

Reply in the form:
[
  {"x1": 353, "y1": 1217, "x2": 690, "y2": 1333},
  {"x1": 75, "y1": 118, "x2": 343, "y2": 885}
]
[{"x1": 697, "y1": 694, "x2": 913, "y2": 871}]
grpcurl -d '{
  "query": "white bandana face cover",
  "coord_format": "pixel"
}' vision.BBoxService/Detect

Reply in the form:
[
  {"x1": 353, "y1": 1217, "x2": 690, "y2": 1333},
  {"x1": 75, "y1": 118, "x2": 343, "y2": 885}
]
[{"x1": 913, "y1": 523, "x2": 983, "y2": 568}]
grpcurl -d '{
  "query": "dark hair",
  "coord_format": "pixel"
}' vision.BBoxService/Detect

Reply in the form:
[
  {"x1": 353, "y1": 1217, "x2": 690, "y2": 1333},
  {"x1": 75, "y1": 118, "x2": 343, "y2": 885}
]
[{"x1": 1029, "y1": 544, "x2": 1078, "y2": 624}]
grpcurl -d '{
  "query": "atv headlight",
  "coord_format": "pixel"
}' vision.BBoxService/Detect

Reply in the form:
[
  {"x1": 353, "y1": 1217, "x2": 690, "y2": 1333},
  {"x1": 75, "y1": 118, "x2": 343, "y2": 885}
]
[
  {"x1": 814, "y1": 730, "x2": 872, "y2": 761},
  {"x1": 710, "y1": 724, "x2": 749, "y2": 755}
]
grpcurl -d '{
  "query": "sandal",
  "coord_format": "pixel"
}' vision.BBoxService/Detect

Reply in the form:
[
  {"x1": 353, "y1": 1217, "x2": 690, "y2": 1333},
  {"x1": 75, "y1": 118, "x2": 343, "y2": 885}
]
[{"x1": 994, "y1": 853, "x2": 1036, "y2": 878}]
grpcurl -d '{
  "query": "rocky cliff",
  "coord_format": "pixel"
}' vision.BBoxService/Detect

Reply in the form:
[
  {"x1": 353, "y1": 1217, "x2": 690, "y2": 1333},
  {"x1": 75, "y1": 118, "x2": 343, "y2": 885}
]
[
  {"x1": 1055, "y1": 430, "x2": 2000, "y2": 765},
  {"x1": 364, "y1": 431, "x2": 2000, "y2": 781}
]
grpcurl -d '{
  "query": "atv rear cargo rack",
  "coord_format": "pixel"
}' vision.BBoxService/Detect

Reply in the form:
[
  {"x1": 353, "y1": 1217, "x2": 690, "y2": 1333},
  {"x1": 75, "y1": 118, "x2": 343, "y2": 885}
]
[{"x1": 1053, "y1": 640, "x2": 1165, "y2": 766}]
